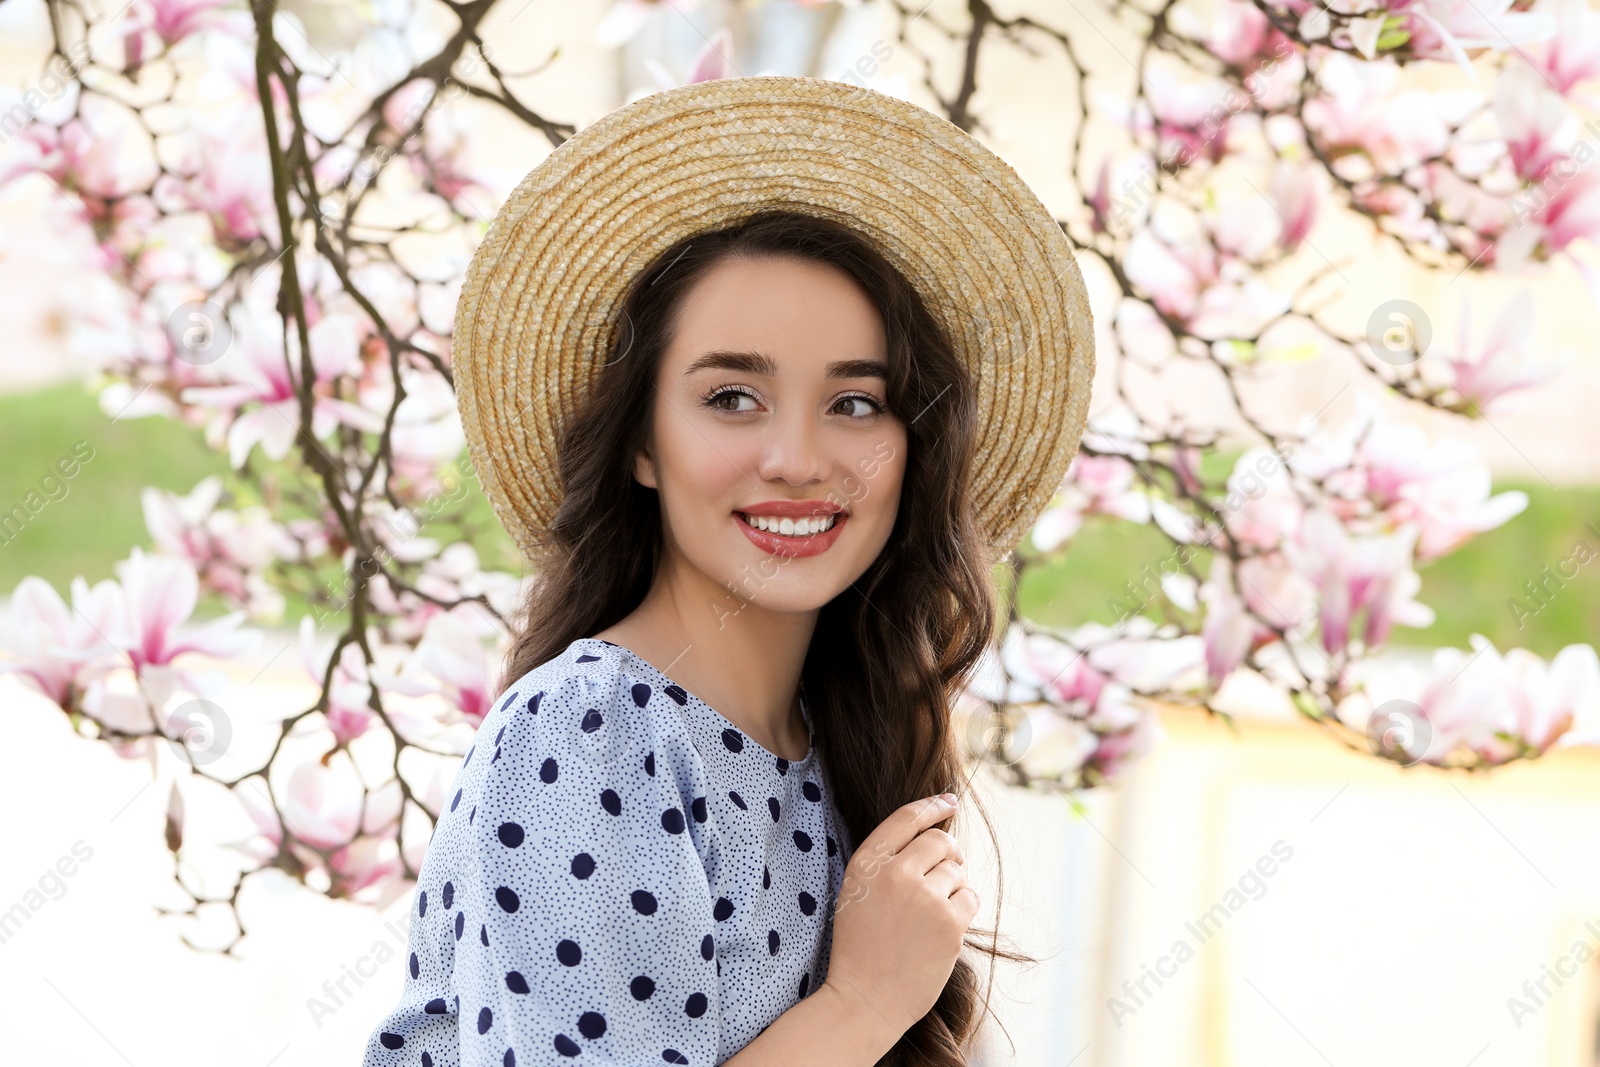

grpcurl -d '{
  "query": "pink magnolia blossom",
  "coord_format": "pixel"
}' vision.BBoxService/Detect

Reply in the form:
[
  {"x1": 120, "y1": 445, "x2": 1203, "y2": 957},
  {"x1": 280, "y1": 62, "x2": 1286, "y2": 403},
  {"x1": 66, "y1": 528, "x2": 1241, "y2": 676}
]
[
  {"x1": 1493, "y1": 61, "x2": 1573, "y2": 183},
  {"x1": 1391, "y1": 0, "x2": 1557, "y2": 82},
  {"x1": 226, "y1": 776, "x2": 283, "y2": 865},
  {"x1": 116, "y1": 0, "x2": 246, "y2": 71},
  {"x1": 1499, "y1": 156, "x2": 1600, "y2": 267},
  {"x1": 1299, "y1": 400, "x2": 1530, "y2": 559},
  {"x1": 142, "y1": 476, "x2": 301, "y2": 619},
  {"x1": 1303, "y1": 53, "x2": 1479, "y2": 175},
  {"x1": 328, "y1": 830, "x2": 407, "y2": 904},
  {"x1": 1124, "y1": 224, "x2": 1290, "y2": 337},
  {"x1": 370, "y1": 608, "x2": 493, "y2": 728},
  {"x1": 0, "y1": 103, "x2": 145, "y2": 199},
  {"x1": 115, "y1": 546, "x2": 260, "y2": 671},
  {"x1": 280, "y1": 760, "x2": 363, "y2": 853},
  {"x1": 1282, "y1": 508, "x2": 1436, "y2": 655},
  {"x1": 1031, "y1": 454, "x2": 1153, "y2": 552},
  {"x1": 1271, "y1": 160, "x2": 1320, "y2": 253},
  {"x1": 1096, "y1": 63, "x2": 1239, "y2": 170},
  {"x1": 1198, "y1": 552, "x2": 1319, "y2": 684},
  {"x1": 180, "y1": 302, "x2": 386, "y2": 468},
  {"x1": 177, "y1": 114, "x2": 279, "y2": 248},
  {"x1": 1351, "y1": 635, "x2": 1600, "y2": 765},
  {"x1": 1007, "y1": 622, "x2": 1184, "y2": 781},
  {"x1": 1430, "y1": 289, "x2": 1568, "y2": 415},
  {"x1": 298, "y1": 617, "x2": 377, "y2": 748},
  {"x1": 638, "y1": 28, "x2": 735, "y2": 96},
  {"x1": 1523, "y1": 0, "x2": 1600, "y2": 97},
  {"x1": 1222, "y1": 446, "x2": 1305, "y2": 552},
  {"x1": 0, "y1": 575, "x2": 124, "y2": 707}
]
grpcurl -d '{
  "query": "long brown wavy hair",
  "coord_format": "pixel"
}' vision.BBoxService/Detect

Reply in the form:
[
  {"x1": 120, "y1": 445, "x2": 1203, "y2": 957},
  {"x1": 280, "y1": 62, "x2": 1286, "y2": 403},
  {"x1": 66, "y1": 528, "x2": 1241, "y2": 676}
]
[{"x1": 496, "y1": 208, "x2": 1036, "y2": 1065}]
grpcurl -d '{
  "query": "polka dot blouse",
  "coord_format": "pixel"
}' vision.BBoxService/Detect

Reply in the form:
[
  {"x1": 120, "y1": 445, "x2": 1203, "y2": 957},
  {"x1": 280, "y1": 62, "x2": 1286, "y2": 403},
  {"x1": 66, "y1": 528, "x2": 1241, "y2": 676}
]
[{"x1": 361, "y1": 636, "x2": 855, "y2": 1066}]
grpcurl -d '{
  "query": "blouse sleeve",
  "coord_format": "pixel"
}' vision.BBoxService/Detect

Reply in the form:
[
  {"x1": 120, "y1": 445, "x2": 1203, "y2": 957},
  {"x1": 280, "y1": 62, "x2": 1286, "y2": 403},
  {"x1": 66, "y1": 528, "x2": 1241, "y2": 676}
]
[{"x1": 456, "y1": 666, "x2": 724, "y2": 1067}]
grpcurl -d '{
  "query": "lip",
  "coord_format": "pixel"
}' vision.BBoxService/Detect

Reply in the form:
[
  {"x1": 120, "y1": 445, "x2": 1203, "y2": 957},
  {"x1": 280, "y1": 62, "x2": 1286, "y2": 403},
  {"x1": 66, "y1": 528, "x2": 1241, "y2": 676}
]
[
  {"x1": 737, "y1": 499, "x2": 847, "y2": 518},
  {"x1": 734, "y1": 509, "x2": 848, "y2": 558}
]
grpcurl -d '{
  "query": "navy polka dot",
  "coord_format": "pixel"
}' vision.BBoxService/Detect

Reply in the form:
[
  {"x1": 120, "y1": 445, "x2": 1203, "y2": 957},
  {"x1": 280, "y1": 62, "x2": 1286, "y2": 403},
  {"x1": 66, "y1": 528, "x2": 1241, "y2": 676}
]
[{"x1": 361, "y1": 638, "x2": 853, "y2": 1066}]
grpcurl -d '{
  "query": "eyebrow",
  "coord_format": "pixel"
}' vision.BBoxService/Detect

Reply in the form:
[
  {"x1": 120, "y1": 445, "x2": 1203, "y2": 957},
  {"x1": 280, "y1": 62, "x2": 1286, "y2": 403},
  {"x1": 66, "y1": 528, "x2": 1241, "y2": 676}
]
[{"x1": 682, "y1": 349, "x2": 889, "y2": 381}]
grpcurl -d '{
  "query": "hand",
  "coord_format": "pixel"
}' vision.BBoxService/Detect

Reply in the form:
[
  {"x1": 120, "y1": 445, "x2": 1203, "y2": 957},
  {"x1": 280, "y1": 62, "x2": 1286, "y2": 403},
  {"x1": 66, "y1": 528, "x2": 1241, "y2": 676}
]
[{"x1": 821, "y1": 793, "x2": 979, "y2": 1042}]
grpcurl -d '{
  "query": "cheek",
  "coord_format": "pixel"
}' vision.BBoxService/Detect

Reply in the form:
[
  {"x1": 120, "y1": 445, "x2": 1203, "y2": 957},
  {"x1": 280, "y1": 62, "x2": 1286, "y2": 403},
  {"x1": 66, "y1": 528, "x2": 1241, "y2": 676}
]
[
  {"x1": 654, "y1": 414, "x2": 753, "y2": 515},
  {"x1": 850, "y1": 431, "x2": 907, "y2": 530}
]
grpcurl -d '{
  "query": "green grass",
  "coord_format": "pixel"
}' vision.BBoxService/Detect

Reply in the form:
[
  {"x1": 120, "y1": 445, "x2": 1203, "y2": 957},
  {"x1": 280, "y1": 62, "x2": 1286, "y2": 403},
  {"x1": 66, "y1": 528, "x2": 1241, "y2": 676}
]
[
  {"x1": 0, "y1": 381, "x2": 233, "y2": 593},
  {"x1": 3, "y1": 382, "x2": 1596, "y2": 659}
]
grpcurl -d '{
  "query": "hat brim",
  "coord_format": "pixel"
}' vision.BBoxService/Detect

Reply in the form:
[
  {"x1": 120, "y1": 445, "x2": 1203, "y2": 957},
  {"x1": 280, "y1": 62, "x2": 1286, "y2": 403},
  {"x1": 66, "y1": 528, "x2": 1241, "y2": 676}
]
[{"x1": 453, "y1": 74, "x2": 1095, "y2": 565}]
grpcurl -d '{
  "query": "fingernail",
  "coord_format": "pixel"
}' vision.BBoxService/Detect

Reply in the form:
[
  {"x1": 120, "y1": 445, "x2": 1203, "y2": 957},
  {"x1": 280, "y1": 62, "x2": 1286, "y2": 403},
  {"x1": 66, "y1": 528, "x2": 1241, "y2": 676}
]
[{"x1": 938, "y1": 792, "x2": 957, "y2": 806}]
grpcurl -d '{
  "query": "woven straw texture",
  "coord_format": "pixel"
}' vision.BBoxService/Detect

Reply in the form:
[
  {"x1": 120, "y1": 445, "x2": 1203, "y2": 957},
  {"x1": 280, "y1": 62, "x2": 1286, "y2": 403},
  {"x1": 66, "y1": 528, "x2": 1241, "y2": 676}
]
[{"x1": 453, "y1": 75, "x2": 1095, "y2": 565}]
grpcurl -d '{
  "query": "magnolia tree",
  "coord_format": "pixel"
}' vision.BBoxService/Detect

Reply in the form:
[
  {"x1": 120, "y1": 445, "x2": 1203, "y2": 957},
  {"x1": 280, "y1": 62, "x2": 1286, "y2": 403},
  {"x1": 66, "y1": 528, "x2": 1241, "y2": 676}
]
[{"x1": 1, "y1": 0, "x2": 1598, "y2": 952}]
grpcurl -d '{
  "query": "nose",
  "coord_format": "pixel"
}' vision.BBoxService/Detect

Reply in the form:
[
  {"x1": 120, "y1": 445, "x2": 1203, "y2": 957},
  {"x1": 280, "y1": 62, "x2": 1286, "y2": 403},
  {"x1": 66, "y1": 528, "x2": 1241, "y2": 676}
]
[{"x1": 755, "y1": 406, "x2": 830, "y2": 488}]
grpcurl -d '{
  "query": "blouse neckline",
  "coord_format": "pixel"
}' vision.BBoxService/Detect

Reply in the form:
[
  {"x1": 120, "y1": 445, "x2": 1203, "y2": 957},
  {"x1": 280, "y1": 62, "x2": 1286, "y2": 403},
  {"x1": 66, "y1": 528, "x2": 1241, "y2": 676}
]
[{"x1": 574, "y1": 637, "x2": 815, "y2": 767}]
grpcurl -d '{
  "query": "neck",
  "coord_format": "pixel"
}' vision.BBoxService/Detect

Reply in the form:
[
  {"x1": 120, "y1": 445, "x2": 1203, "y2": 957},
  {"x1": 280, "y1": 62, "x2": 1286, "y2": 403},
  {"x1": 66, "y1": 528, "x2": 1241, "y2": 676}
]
[{"x1": 594, "y1": 551, "x2": 817, "y2": 761}]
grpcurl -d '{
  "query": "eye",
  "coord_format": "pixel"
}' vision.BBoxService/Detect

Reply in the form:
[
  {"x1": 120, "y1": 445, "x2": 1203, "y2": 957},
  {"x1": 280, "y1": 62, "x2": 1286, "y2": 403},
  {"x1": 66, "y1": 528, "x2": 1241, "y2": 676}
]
[
  {"x1": 833, "y1": 392, "x2": 886, "y2": 418},
  {"x1": 700, "y1": 385, "x2": 762, "y2": 413}
]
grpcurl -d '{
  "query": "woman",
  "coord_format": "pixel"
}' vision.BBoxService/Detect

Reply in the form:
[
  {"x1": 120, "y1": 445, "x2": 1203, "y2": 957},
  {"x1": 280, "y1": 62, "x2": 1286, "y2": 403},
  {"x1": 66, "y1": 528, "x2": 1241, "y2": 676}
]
[{"x1": 363, "y1": 77, "x2": 1094, "y2": 1067}]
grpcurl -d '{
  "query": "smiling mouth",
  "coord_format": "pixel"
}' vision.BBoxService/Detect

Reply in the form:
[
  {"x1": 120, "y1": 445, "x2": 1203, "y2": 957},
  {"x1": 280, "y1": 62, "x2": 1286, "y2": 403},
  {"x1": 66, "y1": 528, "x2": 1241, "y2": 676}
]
[{"x1": 736, "y1": 512, "x2": 840, "y2": 537}]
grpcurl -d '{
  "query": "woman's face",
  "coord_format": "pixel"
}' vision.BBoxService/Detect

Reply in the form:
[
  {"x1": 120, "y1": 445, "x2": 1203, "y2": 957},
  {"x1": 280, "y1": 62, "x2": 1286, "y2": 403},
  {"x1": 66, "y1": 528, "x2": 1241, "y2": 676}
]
[{"x1": 634, "y1": 254, "x2": 908, "y2": 620}]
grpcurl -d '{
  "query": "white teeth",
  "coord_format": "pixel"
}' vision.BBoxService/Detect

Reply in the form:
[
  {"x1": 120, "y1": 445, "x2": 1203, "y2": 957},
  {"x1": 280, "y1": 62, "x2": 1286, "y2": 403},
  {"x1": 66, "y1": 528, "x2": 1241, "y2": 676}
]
[{"x1": 740, "y1": 513, "x2": 837, "y2": 536}]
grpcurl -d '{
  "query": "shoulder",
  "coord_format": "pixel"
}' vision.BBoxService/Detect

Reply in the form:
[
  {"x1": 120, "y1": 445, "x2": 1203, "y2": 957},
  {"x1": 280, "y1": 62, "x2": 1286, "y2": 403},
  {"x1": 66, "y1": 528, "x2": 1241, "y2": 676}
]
[{"x1": 474, "y1": 639, "x2": 690, "y2": 771}]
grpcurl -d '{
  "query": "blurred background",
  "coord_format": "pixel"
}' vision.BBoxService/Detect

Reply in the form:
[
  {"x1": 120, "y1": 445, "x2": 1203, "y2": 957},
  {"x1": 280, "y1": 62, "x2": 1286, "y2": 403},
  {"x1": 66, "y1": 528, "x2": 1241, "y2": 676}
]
[{"x1": 2, "y1": 0, "x2": 1599, "y2": 1064}]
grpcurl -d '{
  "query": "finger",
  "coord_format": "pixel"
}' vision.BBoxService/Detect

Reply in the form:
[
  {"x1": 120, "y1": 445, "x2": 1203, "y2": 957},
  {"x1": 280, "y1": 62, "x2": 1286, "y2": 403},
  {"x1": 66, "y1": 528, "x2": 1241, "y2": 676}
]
[
  {"x1": 923, "y1": 856, "x2": 966, "y2": 898},
  {"x1": 897, "y1": 825, "x2": 962, "y2": 875},
  {"x1": 865, "y1": 794, "x2": 957, "y2": 858}
]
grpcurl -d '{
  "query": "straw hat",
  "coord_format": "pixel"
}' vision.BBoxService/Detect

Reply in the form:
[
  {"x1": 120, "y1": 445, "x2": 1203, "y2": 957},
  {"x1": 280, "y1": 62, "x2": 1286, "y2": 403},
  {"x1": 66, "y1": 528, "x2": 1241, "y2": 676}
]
[{"x1": 453, "y1": 75, "x2": 1094, "y2": 564}]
